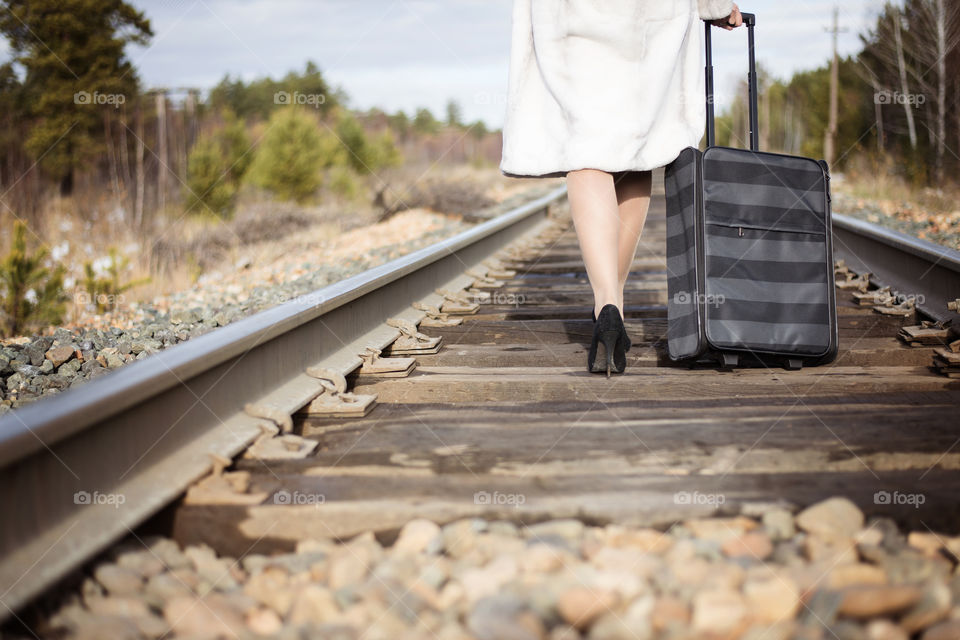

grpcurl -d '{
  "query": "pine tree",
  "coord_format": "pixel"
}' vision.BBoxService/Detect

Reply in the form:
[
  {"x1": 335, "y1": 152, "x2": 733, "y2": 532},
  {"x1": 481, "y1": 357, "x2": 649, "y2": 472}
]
[
  {"x1": 0, "y1": 0, "x2": 152, "y2": 195},
  {"x1": 185, "y1": 138, "x2": 237, "y2": 218},
  {"x1": 246, "y1": 108, "x2": 341, "y2": 203},
  {"x1": 0, "y1": 221, "x2": 66, "y2": 336},
  {"x1": 184, "y1": 109, "x2": 252, "y2": 217}
]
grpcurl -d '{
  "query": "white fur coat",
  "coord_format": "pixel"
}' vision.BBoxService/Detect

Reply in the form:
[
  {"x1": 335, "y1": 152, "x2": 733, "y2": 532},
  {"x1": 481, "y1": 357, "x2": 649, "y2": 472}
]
[{"x1": 500, "y1": 0, "x2": 734, "y2": 178}]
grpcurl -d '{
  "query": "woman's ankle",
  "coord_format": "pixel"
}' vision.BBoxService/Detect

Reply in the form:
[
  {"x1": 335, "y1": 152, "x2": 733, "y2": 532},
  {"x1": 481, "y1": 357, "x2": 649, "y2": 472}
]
[{"x1": 594, "y1": 301, "x2": 624, "y2": 319}]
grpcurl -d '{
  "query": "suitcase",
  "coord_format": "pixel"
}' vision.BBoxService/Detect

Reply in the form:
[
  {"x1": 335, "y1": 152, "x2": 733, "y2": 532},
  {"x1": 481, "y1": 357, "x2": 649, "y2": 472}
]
[{"x1": 664, "y1": 12, "x2": 838, "y2": 370}]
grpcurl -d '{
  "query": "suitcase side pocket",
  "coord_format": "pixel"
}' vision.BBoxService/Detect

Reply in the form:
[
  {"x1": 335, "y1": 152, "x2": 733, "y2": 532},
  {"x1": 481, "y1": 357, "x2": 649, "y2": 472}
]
[{"x1": 701, "y1": 221, "x2": 834, "y2": 357}]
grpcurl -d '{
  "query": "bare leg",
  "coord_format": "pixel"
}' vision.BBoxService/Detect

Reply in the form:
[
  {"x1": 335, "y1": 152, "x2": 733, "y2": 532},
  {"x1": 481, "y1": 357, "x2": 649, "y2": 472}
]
[
  {"x1": 566, "y1": 168, "x2": 621, "y2": 319},
  {"x1": 613, "y1": 170, "x2": 653, "y2": 308}
]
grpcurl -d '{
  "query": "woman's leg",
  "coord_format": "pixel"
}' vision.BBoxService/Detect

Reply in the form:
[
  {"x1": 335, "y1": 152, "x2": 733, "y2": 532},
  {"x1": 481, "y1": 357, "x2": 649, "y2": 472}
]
[
  {"x1": 613, "y1": 170, "x2": 653, "y2": 307},
  {"x1": 566, "y1": 168, "x2": 622, "y2": 319}
]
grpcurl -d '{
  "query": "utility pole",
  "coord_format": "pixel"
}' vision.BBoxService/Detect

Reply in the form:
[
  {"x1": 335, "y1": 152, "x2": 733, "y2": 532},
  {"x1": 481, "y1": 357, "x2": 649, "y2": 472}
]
[
  {"x1": 823, "y1": 6, "x2": 847, "y2": 167},
  {"x1": 156, "y1": 90, "x2": 168, "y2": 213}
]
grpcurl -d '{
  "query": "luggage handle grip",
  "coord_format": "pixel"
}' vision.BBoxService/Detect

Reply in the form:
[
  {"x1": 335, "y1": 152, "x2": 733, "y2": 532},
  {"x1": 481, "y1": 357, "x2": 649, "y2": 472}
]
[{"x1": 703, "y1": 11, "x2": 759, "y2": 151}]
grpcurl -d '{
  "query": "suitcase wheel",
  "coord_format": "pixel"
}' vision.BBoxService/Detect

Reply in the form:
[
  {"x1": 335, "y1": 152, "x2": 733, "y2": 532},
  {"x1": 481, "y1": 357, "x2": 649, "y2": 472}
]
[
  {"x1": 784, "y1": 358, "x2": 803, "y2": 370},
  {"x1": 720, "y1": 352, "x2": 739, "y2": 369}
]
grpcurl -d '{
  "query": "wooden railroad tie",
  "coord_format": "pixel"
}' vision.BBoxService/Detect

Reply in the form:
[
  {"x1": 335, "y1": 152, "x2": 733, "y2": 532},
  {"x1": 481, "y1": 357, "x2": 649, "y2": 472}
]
[
  {"x1": 898, "y1": 319, "x2": 954, "y2": 347},
  {"x1": 932, "y1": 339, "x2": 960, "y2": 378}
]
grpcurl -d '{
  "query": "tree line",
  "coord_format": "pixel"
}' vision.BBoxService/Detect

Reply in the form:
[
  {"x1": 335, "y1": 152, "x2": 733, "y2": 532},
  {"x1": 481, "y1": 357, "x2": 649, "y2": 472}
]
[{"x1": 716, "y1": 0, "x2": 960, "y2": 187}]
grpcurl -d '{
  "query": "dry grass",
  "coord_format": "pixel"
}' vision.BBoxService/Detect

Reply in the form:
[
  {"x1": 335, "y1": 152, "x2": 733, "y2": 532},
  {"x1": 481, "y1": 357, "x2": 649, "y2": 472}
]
[
  {"x1": 837, "y1": 154, "x2": 960, "y2": 216},
  {"x1": 0, "y1": 163, "x2": 546, "y2": 332}
]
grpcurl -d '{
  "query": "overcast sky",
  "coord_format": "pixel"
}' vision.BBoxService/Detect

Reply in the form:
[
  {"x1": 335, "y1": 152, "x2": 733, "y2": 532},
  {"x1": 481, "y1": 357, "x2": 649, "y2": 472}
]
[{"x1": 3, "y1": 0, "x2": 885, "y2": 129}]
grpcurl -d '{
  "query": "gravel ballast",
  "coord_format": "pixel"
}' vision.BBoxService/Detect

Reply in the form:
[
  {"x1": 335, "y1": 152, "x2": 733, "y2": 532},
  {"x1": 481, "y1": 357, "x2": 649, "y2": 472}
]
[
  {"x1": 0, "y1": 184, "x2": 559, "y2": 416},
  {"x1": 23, "y1": 496, "x2": 960, "y2": 639}
]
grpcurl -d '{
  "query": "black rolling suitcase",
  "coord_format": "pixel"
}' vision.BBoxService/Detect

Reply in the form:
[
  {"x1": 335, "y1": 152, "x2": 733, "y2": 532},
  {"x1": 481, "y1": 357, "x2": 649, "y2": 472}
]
[{"x1": 664, "y1": 12, "x2": 838, "y2": 370}]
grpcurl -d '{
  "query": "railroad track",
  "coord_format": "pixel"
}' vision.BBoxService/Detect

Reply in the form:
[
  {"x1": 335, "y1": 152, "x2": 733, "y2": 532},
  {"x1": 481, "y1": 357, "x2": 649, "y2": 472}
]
[{"x1": 1, "y1": 171, "x2": 959, "y2": 631}]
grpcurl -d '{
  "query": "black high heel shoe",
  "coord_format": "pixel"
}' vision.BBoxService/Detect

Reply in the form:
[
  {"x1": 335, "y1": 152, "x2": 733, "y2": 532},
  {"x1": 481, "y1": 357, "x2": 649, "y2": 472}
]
[
  {"x1": 587, "y1": 304, "x2": 628, "y2": 377},
  {"x1": 592, "y1": 308, "x2": 630, "y2": 350}
]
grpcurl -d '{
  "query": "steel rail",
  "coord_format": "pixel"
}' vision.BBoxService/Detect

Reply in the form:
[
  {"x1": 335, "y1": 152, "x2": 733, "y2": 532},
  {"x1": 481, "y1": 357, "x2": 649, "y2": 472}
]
[
  {"x1": 0, "y1": 185, "x2": 567, "y2": 621},
  {"x1": 831, "y1": 212, "x2": 960, "y2": 325}
]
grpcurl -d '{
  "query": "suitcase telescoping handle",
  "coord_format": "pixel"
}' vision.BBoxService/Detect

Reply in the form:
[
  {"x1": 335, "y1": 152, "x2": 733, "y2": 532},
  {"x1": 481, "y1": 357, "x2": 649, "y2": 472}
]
[{"x1": 704, "y1": 11, "x2": 758, "y2": 151}]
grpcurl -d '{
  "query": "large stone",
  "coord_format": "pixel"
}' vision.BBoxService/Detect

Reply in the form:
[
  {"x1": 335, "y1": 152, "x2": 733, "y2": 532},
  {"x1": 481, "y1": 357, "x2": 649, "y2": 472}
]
[
  {"x1": 721, "y1": 531, "x2": 773, "y2": 560},
  {"x1": 328, "y1": 551, "x2": 371, "y2": 590},
  {"x1": 144, "y1": 571, "x2": 194, "y2": 609},
  {"x1": 83, "y1": 595, "x2": 150, "y2": 619},
  {"x1": 743, "y1": 576, "x2": 800, "y2": 623},
  {"x1": 185, "y1": 545, "x2": 239, "y2": 592},
  {"x1": 684, "y1": 516, "x2": 758, "y2": 542},
  {"x1": 586, "y1": 595, "x2": 654, "y2": 640},
  {"x1": 114, "y1": 549, "x2": 166, "y2": 578},
  {"x1": 288, "y1": 585, "x2": 340, "y2": 627},
  {"x1": 243, "y1": 567, "x2": 295, "y2": 615},
  {"x1": 650, "y1": 595, "x2": 689, "y2": 633},
  {"x1": 466, "y1": 594, "x2": 546, "y2": 640},
  {"x1": 557, "y1": 586, "x2": 618, "y2": 631},
  {"x1": 921, "y1": 620, "x2": 960, "y2": 640},
  {"x1": 443, "y1": 518, "x2": 487, "y2": 559},
  {"x1": 163, "y1": 594, "x2": 246, "y2": 639},
  {"x1": 460, "y1": 554, "x2": 518, "y2": 603},
  {"x1": 246, "y1": 607, "x2": 283, "y2": 636},
  {"x1": 521, "y1": 543, "x2": 569, "y2": 573},
  {"x1": 865, "y1": 619, "x2": 909, "y2": 640},
  {"x1": 691, "y1": 588, "x2": 747, "y2": 634},
  {"x1": 762, "y1": 508, "x2": 796, "y2": 541},
  {"x1": 795, "y1": 497, "x2": 864, "y2": 540},
  {"x1": 803, "y1": 535, "x2": 859, "y2": 565},
  {"x1": 602, "y1": 526, "x2": 672, "y2": 554},
  {"x1": 900, "y1": 581, "x2": 951, "y2": 634},
  {"x1": 526, "y1": 519, "x2": 585, "y2": 544},
  {"x1": 94, "y1": 564, "x2": 143, "y2": 596},
  {"x1": 146, "y1": 536, "x2": 191, "y2": 571},
  {"x1": 837, "y1": 585, "x2": 923, "y2": 618},
  {"x1": 740, "y1": 621, "x2": 795, "y2": 640},
  {"x1": 827, "y1": 563, "x2": 888, "y2": 590},
  {"x1": 393, "y1": 519, "x2": 442, "y2": 554}
]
